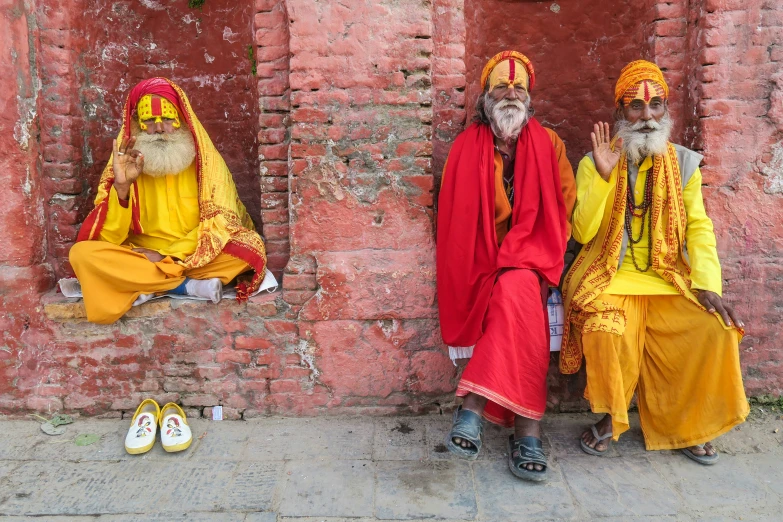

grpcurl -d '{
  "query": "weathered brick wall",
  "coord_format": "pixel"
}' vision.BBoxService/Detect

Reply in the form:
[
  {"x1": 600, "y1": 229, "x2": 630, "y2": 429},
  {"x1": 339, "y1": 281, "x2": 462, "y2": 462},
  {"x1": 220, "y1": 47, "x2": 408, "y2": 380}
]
[
  {"x1": 255, "y1": 0, "x2": 291, "y2": 278},
  {"x1": 0, "y1": 0, "x2": 780, "y2": 417}
]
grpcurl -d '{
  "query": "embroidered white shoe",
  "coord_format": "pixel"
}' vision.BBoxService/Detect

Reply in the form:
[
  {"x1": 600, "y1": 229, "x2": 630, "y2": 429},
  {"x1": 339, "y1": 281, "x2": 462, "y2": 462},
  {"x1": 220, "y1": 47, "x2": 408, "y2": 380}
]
[
  {"x1": 125, "y1": 399, "x2": 160, "y2": 455},
  {"x1": 159, "y1": 403, "x2": 193, "y2": 453}
]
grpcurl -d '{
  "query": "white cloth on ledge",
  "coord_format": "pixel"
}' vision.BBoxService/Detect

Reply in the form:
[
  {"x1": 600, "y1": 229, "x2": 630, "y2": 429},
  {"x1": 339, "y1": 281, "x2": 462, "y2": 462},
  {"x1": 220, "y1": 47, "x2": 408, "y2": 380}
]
[{"x1": 58, "y1": 270, "x2": 279, "y2": 305}]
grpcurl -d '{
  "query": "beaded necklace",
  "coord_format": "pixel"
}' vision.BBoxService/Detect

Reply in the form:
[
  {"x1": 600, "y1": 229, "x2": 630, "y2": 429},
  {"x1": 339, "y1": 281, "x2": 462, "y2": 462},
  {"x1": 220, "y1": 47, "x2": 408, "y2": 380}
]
[{"x1": 624, "y1": 157, "x2": 658, "y2": 272}]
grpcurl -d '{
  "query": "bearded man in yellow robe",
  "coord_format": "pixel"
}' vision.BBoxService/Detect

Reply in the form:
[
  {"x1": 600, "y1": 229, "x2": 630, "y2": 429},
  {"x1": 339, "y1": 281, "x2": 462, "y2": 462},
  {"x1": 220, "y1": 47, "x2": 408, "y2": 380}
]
[
  {"x1": 562, "y1": 60, "x2": 748, "y2": 465},
  {"x1": 69, "y1": 78, "x2": 267, "y2": 324}
]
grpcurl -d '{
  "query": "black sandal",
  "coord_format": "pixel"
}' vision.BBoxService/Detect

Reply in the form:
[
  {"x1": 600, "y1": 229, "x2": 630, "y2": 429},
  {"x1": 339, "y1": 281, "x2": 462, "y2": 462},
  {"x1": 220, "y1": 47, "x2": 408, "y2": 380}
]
[
  {"x1": 508, "y1": 435, "x2": 548, "y2": 482},
  {"x1": 446, "y1": 407, "x2": 483, "y2": 460}
]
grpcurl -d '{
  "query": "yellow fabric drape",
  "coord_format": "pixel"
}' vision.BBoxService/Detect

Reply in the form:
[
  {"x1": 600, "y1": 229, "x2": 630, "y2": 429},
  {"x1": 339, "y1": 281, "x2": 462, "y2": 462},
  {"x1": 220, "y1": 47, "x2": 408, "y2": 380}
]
[
  {"x1": 561, "y1": 143, "x2": 742, "y2": 374},
  {"x1": 99, "y1": 163, "x2": 200, "y2": 261},
  {"x1": 70, "y1": 241, "x2": 250, "y2": 324},
  {"x1": 571, "y1": 156, "x2": 722, "y2": 296},
  {"x1": 582, "y1": 293, "x2": 748, "y2": 450}
]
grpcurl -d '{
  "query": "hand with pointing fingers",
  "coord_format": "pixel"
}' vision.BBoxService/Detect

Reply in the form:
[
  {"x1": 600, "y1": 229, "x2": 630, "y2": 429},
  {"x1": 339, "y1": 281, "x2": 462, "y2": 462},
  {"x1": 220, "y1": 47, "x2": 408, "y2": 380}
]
[
  {"x1": 591, "y1": 122, "x2": 623, "y2": 181},
  {"x1": 112, "y1": 137, "x2": 144, "y2": 200}
]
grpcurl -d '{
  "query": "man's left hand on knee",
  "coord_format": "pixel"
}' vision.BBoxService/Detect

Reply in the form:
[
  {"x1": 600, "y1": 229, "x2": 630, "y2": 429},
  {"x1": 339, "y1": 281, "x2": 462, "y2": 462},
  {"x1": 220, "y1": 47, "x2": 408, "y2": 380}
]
[{"x1": 696, "y1": 290, "x2": 744, "y2": 328}]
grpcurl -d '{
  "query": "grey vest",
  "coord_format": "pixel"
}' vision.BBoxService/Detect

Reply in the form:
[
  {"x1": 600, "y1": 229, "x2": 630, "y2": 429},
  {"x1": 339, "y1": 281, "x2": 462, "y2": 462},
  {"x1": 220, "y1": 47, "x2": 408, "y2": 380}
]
[{"x1": 585, "y1": 144, "x2": 703, "y2": 268}]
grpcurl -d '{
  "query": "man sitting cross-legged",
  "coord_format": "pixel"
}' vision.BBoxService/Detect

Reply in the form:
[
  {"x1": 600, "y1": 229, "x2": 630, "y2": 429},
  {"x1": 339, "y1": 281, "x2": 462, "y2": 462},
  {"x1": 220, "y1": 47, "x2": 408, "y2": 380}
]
[{"x1": 69, "y1": 78, "x2": 267, "y2": 324}]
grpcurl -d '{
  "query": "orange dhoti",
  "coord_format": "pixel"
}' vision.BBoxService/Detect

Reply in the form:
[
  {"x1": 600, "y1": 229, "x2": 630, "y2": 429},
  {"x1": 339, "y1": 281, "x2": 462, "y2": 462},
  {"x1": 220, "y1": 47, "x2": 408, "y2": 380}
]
[
  {"x1": 70, "y1": 241, "x2": 250, "y2": 324},
  {"x1": 582, "y1": 293, "x2": 749, "y2": 450}
]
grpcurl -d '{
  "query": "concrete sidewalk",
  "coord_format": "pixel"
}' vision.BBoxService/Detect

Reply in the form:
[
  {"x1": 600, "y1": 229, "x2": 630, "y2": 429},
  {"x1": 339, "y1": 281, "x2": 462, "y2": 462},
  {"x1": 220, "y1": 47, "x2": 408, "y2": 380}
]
[{"x1": 0, "y1": 412, "x2": 781, "y2": 521}]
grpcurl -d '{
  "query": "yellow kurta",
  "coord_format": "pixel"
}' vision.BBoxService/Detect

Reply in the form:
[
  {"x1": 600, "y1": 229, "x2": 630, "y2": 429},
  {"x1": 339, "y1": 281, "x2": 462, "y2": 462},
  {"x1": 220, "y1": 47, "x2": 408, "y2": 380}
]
[
  {"x1": 571, "y1": 155, "x2": 722, "y2": 295},
  {"x1": 98, "y1": 163, "x2": 200, "y2": 260}
]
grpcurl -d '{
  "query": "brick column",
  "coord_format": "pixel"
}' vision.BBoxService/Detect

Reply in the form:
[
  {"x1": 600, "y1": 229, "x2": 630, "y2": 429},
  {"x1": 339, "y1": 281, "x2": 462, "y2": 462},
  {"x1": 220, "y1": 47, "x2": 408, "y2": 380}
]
[{"x1": 255, "y1": 0, "x2": 292, "y2": 279}]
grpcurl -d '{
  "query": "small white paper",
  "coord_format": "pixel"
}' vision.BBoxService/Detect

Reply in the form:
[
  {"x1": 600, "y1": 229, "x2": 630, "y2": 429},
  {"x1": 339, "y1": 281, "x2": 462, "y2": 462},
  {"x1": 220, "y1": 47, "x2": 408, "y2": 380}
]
[{"x1": 212, "y1": 405, "x2": 223, "y2": 421}]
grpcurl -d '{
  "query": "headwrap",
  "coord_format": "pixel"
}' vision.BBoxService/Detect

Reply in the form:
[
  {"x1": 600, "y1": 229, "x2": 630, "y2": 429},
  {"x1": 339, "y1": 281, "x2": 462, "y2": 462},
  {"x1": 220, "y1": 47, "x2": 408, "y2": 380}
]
[
  {"x1": 480, "y1": 50, "x2": 536, "y2": 92},
  {"x1": 137, "y1": 94, "x2": 182, "y2": 131},
  {"x1": 78, "y1": 78, "x2": 268, "y2": 300},
  {"x1": 614, "y1": 60, "x2": 669, "y2": 106}
]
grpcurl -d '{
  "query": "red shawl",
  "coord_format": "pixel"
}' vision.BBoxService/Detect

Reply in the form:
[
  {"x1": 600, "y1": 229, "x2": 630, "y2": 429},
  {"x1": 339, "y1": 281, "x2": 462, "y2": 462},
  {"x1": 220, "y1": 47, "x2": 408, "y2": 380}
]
[{"x1": 437, "y1": 120, "x2": 568, "y2": 346}]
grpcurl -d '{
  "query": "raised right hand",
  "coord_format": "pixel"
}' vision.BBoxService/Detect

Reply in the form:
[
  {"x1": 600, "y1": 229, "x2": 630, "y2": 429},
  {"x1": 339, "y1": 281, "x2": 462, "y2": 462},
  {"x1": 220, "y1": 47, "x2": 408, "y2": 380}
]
[
  {"x1": 591, "y1": 122, "x2": 623, "y2": 181},
  {"x1": 112, "y1": 137, "x2": 144, "y2": 200}
]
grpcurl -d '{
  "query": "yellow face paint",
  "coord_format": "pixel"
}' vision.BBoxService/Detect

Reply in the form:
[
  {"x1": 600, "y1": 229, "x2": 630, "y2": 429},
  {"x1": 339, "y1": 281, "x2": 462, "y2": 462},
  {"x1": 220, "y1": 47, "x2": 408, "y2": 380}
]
[
  {"x1": 487, "y1": 58, "x2": 529, "y2": 92},
  {"x1": 621, "y1": 79, "x2": 667, "y2": 106},
  {"x1": 137, "y1": 95, "x2": 181, "y2": 130}
]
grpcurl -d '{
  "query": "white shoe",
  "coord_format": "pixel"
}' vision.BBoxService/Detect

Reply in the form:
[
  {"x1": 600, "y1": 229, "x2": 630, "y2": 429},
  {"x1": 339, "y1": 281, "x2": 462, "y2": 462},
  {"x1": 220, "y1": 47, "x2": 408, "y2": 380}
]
[
  {"x1": 185, "y1": 278, "x2": 222, "y2": 303},
  {"x1": 159, "y1": 403, "x2": 193, "y2": 453},
  {"x1": 125, "y1": 399, "x2": 160, "y2": 455}
]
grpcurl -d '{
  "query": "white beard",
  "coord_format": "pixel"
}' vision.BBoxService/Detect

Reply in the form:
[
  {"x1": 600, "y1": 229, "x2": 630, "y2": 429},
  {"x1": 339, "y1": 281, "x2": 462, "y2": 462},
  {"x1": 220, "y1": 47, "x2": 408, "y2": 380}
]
[
  {"x1": 485, "y1": 94, "x2": 530, "y2": 141},
  {"x1": 130, "y1": 120, "x2": 197, "y2": 177},
  {"x1": 615, "y1": 112, "x2": 673, "y2": 165}
]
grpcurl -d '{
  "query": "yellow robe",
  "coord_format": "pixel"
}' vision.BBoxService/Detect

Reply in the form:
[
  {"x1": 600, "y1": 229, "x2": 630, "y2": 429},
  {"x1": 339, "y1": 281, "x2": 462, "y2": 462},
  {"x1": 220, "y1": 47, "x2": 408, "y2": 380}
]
[
  {"x1": 567, "y1": 151, "x2": 747, "y2": 449},
  {"x1": 70, "y1": 164, "x2": 249, "y2": 324},
  {"x1": 99, "y1": 164, "x2": 200, "y2": 260}
]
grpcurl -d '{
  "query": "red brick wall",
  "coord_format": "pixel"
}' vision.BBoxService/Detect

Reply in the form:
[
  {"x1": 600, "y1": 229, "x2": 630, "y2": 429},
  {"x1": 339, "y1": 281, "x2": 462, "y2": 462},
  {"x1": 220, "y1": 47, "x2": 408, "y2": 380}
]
[
  {"x1": 465, "y1": 0, "x2": 652, "y2": 167},
  {"x1": 0, "y1": 0, "x2": 781, "y2": 417}
]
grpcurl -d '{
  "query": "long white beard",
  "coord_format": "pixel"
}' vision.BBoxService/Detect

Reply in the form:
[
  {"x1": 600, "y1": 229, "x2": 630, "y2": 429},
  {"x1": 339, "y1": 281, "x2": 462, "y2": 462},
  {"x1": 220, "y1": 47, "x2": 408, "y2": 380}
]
[
  {"x1": 130, "y1": 121, "x2": 197, "y2": 177},
  {"x1": 485, "y1": 94, "x2": 530, "y2": 141},
  {"x1": 615, "y1": 112, "x2": 673, "y2": 165}
]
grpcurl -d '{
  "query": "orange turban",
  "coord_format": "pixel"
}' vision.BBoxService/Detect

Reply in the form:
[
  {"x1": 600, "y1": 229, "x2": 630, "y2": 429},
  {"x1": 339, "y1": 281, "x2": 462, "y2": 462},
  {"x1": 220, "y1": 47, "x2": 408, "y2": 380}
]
[
  {"x1": 480, "y1": 50, "x2": 536, "y2": 92},
  {"x1": 614, "y1": 60, "x2": 669, "y2": 106}
]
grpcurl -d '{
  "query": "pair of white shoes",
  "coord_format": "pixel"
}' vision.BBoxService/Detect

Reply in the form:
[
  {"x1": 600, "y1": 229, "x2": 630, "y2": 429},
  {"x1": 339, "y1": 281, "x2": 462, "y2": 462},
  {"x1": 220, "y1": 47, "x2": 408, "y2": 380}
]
[{"x1": 125, "y1": 399, "x2": 193, "y2": 454}]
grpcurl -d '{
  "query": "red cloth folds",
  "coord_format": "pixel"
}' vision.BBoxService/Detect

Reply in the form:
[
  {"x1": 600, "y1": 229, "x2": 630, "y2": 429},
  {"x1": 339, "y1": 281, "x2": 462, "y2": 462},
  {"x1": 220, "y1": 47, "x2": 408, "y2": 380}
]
[
  {"x1": 436, "y1": 120, "x2": 568, "y2": 347},
  {"x1": 457, "y1": 269, "x2": 550, "y2": 425}
]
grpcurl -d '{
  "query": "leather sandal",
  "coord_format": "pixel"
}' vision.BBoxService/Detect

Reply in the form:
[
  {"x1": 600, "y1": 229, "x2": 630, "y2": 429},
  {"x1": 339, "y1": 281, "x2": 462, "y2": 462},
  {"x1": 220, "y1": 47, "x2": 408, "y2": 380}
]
[
  {"x1": 446, "y1": 407, "x2": 483, "y2": 460},
  {"x1": 508, "y1": 435, "x2": 548, "y2": 482}
]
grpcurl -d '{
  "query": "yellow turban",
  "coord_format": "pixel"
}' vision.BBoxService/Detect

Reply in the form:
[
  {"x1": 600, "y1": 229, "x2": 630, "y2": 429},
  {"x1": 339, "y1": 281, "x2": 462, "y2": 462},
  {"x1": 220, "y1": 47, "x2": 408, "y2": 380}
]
[
  {"x1": 614, "y1": 60, "x2": 669, "y2": 106},
  {"x1": 480, "y1": 50, "x2": 536, "y2": 92},
  {"x1": 137, "y1": 94, "x2": 181, "y2": 131}
]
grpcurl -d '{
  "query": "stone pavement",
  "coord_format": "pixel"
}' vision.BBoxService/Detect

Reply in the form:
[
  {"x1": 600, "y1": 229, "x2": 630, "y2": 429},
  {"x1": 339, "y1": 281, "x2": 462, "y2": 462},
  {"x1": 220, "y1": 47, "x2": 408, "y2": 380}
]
[{"x1": 0, "y1": 412, "x2": 782, "y2": 521}]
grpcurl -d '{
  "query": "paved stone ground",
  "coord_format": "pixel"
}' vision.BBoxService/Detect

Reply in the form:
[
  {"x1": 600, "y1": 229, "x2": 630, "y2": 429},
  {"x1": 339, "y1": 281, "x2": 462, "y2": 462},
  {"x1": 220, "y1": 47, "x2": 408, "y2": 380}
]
[{"x1": 0, "y1": 411, "x2": 782, "y2": 521}]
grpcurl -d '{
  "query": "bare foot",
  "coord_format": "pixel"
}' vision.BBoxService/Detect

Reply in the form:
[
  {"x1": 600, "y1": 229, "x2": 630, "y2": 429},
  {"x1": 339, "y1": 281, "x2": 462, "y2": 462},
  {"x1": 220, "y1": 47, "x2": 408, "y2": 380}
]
[{"x1": 686, "y1": 441, "x2": 716, "y2": 456}]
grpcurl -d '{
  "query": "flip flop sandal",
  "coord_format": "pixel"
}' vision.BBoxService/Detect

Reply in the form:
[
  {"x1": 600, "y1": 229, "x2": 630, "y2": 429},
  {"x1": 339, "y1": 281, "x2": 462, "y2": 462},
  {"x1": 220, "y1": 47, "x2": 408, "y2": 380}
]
[
  {"x1": 446, "y1": 407, "x2": 484, "y2": 460},
  {"x1": 681, "y1": 445, "x2": 719, "y2": 465},
  {"x1": 580, "y1": 424, "x2": 614, "y2": 456},
  {"x1": 508, "y1": 435, "x2": 549, "y2": 482}
]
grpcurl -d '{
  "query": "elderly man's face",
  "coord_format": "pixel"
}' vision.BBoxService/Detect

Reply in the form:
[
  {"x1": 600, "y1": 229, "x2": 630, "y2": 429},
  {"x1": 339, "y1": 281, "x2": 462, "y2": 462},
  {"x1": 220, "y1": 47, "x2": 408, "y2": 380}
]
[
  {"x1": 621, "y1": 96, "x2": 667, "y2": 130},
  {"x1": 140, "y1": 117, "x2": 178, "y2": 135},
  {"x1": 488, "y1": 83, "x2": 528, "y2": 104}
]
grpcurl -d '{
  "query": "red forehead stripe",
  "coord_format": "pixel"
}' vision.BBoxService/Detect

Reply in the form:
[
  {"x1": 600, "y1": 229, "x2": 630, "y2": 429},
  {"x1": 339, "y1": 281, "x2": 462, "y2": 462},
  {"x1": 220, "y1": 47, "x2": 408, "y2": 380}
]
[
  {"x1": 151, "y1": 97, "x2": 162, "y2": 116},
  {"x1": 643, "y1": 81, "x2": 651, "y2": 102},
  {"x1": 508, "y1": 59, "x2": 515, "y2": 82}
]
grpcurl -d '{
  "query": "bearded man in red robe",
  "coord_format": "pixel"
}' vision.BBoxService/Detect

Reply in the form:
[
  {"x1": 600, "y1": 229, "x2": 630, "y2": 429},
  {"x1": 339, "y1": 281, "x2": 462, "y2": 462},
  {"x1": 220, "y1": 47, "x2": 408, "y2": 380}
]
[{"x1": 437, "y1": 51, "x2": 575, "y2": 482}]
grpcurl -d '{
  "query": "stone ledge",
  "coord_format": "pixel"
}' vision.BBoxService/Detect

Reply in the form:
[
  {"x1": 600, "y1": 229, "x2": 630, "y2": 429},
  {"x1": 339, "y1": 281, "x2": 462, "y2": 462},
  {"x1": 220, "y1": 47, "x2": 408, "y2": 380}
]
[{"x1": 41, "y1": 289, "x2": 281, "y2": 322}]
